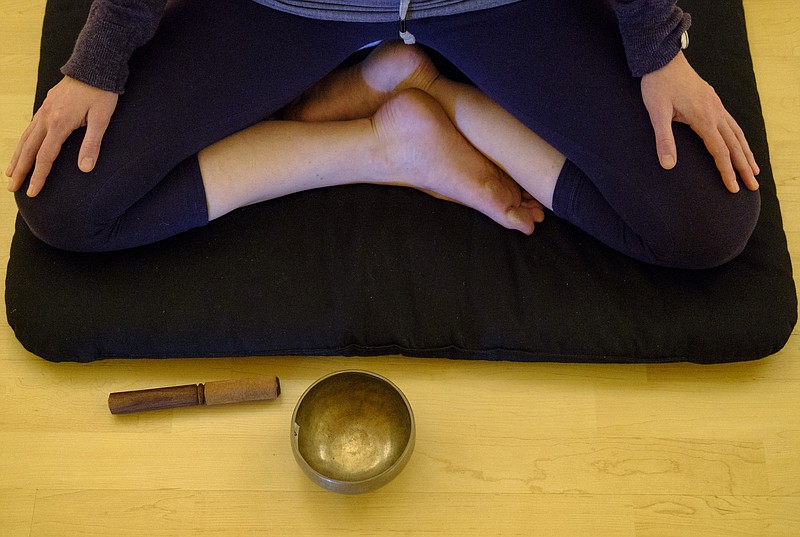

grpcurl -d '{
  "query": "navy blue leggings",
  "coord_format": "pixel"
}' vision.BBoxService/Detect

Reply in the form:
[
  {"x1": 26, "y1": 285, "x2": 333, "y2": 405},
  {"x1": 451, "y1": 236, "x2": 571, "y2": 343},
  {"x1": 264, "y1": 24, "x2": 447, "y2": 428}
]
[{"x1": 16, "y1": 0, "x2": 760, "y2": 268}]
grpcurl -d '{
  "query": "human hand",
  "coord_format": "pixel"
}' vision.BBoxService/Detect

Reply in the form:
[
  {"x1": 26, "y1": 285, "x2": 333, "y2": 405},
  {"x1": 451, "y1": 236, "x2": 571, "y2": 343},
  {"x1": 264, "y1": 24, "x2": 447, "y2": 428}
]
[
  {"x1": 640, "y1": 51, "x2": 759, "y2": 193},
  {"x1": 6, "y1": 76, "x2": 119, "y2": 197}
]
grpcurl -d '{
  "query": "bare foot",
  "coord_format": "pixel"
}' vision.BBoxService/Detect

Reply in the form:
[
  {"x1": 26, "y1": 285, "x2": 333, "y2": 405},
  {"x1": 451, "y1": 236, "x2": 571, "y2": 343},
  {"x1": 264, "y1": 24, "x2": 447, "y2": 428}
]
[
  {"x1": 284, "y1": 41, "x2": 440, "y2": 122},
  {"x1": 373, "y1": 89, "x2": 544, "y2": 234}
]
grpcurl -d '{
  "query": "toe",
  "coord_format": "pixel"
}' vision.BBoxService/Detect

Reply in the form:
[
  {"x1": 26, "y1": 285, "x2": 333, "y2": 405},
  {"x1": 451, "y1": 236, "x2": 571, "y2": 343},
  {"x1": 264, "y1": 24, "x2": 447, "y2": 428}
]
[{"x1": 506, "y1": 207, "x2": 536, "y2": 235}]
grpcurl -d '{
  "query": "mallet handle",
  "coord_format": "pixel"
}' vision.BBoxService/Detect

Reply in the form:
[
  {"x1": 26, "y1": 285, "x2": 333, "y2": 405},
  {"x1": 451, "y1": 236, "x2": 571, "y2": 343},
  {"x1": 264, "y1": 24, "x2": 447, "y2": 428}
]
[
  {"x1": 108, "y1": 377, "x2": 280, "y2": 414},
  {"x1": 108, "y1": 384, "x2": 203, "y2": 414}
]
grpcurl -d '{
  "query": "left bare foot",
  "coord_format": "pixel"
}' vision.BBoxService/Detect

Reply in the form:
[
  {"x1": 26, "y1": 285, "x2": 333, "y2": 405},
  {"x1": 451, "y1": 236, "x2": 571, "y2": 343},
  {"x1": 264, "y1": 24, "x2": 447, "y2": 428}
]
[{"x1": 284, "y1": 40, "x2": 440, "y2": 122}]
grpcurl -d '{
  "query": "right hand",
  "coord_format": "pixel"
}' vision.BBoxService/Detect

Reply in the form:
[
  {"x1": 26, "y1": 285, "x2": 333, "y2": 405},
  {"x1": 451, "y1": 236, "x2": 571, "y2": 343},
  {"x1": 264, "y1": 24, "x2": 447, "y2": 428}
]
[
  {"x1": 6, "y1": 75, "x2": 118, "y2": 197},
  {"x1": 640, "y1": 52, "x2": 759, "y2": 193}
]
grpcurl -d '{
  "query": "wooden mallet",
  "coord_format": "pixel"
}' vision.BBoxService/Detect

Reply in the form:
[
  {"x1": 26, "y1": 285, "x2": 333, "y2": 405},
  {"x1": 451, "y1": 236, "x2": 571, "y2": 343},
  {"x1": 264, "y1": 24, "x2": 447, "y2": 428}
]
[{"x1": 108, "y1": 376, "x2": 280, "y2": 414}]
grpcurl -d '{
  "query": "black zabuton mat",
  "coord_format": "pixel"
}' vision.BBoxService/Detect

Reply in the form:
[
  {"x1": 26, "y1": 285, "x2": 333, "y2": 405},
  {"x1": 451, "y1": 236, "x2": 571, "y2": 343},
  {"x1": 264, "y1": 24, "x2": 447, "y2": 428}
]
[{"x1": 5, "y1": 0, "x2": 797, "y2": 363}]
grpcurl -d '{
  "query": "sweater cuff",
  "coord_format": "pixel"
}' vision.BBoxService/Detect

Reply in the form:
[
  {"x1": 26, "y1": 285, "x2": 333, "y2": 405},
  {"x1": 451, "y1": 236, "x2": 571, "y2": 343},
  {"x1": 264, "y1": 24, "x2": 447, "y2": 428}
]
[
  {"x1": 615, "y1": 2, "x2": 691, "y2": 77},
  {"x1": 61, "y1": 13, "x2": 139, "y2": 94}
]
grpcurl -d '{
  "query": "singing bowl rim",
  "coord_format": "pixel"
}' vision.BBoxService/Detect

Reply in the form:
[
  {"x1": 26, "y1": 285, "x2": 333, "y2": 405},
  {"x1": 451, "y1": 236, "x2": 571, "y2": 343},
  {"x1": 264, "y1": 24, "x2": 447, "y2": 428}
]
[{"x1": 290, "y1": 370, "x2": 415, "y2": 494}]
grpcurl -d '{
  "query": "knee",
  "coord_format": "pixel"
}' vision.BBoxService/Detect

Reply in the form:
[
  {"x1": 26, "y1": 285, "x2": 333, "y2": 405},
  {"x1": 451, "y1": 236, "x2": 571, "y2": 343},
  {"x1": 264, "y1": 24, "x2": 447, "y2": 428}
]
[
  {"x1": 15, "y1": 180, "x2": 108, "y2": 253},
  {"x1": 649, "y1": 189, "x2": 761, "y2": 270}
]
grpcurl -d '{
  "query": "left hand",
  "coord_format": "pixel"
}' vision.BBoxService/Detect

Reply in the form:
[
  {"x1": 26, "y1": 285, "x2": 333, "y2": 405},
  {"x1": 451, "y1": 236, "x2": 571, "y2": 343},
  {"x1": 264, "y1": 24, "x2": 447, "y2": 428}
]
[{"x1": 640, "y1": 51, "x2": 759, "y2": 193}]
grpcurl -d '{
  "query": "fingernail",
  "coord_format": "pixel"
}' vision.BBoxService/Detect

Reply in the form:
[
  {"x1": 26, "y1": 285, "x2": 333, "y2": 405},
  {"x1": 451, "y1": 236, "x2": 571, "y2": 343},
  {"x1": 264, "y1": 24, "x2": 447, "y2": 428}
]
[
  {"x1": 80, "y1": 157, "x2": 94, "y2": 171},
  {"x1": 660, "y1": 154, "x2": 676, "y2": 169}
]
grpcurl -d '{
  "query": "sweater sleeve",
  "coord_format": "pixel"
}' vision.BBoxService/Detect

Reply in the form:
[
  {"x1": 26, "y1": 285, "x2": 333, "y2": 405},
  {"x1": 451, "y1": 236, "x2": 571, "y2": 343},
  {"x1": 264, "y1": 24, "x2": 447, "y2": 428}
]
[
  {"x1": 60, "y1": 0, "x2": 167, "y2": 94},
  {"x1": 613, "y1": 0, "x2": 691, "y2": 77}
]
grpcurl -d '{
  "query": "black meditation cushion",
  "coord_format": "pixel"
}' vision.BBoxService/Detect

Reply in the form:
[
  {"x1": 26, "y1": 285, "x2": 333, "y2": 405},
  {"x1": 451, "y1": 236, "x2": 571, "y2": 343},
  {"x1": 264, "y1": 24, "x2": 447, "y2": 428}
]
[{"x1": 5, "y1": 0, "x2": 796, "y2": 363}]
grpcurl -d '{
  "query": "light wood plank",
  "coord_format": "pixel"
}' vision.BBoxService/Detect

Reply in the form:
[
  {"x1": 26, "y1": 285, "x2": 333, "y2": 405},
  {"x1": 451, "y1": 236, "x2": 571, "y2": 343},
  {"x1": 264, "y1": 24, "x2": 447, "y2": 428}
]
[
  {"x1": 634, "y1": 495, "x2": 800, "y2": 537},
  {"x1": 0, "y1": 489, "x2": 36, "y2": 537},
  {"x1": 0, "y1": 431, "x2": 769, "y2": 496},
  {"x1": 765, "y1": 429, "x2": 800, "y2": 496},
  {"x1": 29, "y1": 489, "x2": 635, "y2": 537}
]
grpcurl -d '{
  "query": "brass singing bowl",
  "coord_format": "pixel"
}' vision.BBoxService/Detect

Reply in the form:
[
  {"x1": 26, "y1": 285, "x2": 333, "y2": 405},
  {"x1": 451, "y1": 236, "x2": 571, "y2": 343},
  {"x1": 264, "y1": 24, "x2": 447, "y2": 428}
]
[{"x1": 291, "y1": 371, "x2": 415, "y2": 494}]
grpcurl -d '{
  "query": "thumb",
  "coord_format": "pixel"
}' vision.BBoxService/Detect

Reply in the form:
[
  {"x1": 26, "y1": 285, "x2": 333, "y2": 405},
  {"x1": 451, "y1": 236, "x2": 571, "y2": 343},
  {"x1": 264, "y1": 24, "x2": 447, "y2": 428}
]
[
  {"x1": 646, "y1": 102, "x2": 678, "y2": 170},
  {"x1": 78, "y1": 108, "x2": 112, "y2": 173}
]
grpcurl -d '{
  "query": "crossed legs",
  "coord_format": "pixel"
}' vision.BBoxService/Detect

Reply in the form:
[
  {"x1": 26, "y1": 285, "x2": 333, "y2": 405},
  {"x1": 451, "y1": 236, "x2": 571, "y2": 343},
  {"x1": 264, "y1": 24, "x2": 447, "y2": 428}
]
[
  {"x1": 282, "y1": 41, "x2": 567, "y2": 210},
  {"x1": 198, "y1": 41, "x2": 550, "y2": 234}
]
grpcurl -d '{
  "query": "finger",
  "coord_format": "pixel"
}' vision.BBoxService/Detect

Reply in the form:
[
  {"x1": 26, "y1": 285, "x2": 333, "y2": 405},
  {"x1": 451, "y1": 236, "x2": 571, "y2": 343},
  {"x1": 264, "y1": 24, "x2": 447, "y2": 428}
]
[
  {"x1": 8, "y1": 123, "x2": 47, "y2": 193},
  {"x1": 6, "y1": 119, "x2": 37, "y2": 179},
  {"x1": 27, "y1": 128, "x2": 70, "y2": 197},
  {"x1": 697, "y1": 124, "x2": 738, "y2": 193},
  {"x1": 78, "y1": 107, "x2": 112, "y2": 172},
  {"x1": 646, "y1": 101, "x2": 678, "y2": 169},
  {"x1": 720, "y1": 120, "x2": 759, "y2": 191},
  {"x1": 726, "y1": 113, "x2": 760, "y2": 180}
]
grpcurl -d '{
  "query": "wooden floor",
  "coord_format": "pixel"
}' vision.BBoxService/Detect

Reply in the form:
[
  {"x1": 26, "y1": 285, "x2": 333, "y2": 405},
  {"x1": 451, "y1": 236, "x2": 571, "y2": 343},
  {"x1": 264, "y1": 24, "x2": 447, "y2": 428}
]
[{"x1": 1, "y1": 1, "x2": 798, "y2": 535}]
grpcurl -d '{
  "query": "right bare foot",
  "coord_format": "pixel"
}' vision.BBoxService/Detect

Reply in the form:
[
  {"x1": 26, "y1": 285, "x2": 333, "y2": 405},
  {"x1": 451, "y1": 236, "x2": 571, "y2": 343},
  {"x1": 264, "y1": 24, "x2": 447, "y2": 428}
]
[
  {"x1": 372, "y1": 89, "x2": 544, "y2": 235},
  {"x1": 284, "y1": 41, "x2": 440, "y2": 122}
]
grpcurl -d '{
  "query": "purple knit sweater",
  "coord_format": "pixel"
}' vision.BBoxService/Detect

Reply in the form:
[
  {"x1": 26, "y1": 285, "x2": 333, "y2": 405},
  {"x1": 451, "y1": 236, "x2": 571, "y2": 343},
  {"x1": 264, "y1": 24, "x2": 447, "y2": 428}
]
[{"x1": 61, "y1": 0, "x2": 691, "y2": 94}]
